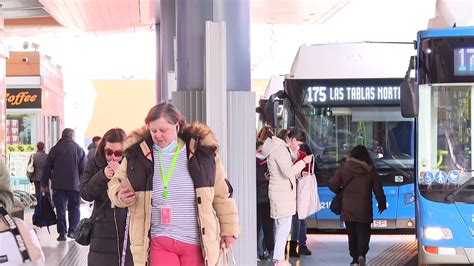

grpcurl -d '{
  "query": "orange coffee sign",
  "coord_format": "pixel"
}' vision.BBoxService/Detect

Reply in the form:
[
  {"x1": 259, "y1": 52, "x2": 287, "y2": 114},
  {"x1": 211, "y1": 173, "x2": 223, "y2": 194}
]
[{"x1": 6, "y1": 89, "x2": 42, "y2": 109}]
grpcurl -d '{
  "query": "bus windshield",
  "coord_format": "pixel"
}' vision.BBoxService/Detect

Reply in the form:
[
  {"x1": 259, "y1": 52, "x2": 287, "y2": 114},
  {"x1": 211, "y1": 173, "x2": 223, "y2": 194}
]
[
  {"x1": 418, "y1": 85, "x2": 474, "y2": 204},
  {"x1": 290, "y1": 106, "x2": 414, "y2": 185}
]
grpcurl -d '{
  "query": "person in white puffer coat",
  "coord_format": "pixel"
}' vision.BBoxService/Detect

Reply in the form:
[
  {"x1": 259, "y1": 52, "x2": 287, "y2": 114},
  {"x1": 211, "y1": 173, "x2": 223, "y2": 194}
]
[{"x1": 261, "y1": 128, "x2": 313, "y2": 266}]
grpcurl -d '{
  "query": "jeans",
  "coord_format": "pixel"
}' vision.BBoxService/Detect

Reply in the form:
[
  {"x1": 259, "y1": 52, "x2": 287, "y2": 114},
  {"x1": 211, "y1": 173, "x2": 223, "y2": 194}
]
[
  {"x1": 52, "y1": 190, "x2": 80, "y2": 236},
  {"x1": 290, "y1": 214, "x2": 307, "y2": 244},
  {"x1": 257, "y1": 227, "x2": 264, "y2": 256},
  {"x1": 33, "y1": 181, "x2": 41, "y2": 203},
  {"x1": 299, "y1": 219, "x2": 307, "y2": 244}
]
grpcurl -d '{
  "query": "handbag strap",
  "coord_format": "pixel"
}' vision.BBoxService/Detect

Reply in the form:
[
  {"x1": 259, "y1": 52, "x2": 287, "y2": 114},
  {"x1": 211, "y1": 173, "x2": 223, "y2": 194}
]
[
  {"x1": 219, "y1": 246, "x2": 236, "y2": 265},
  {"x1": 0, "y1": 205, "x2": 31, "y2": 263},
  {"x1": 120, "y1": 209, "x2": 130, "y2": 266},
  {"x1": 339, "y1": 174, "x2": 354, "y2": 194}
]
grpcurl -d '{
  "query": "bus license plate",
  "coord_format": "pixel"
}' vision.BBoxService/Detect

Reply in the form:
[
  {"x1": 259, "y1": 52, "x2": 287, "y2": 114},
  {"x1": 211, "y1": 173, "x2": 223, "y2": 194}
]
[{"x1": 372, "y1": 220, "x2": 387, "y2": 228}]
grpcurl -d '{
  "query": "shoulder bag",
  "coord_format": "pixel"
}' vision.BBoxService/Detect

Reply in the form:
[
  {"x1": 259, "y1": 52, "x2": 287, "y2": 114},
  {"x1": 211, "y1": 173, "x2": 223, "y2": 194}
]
[
  {"x1": 297, "y1": 159, "x2": 321, "y2": 219},
  {"x1": 74, "y1": 199, "x2": 109, "y2": 246},
  {"x1": 329, "y1": 174, "x2": 354, "y2": 215},
  {"x1": 26, "y1": 153, "x2": 35, "y2": 180},
  {"x1": 217, "y1": 246, "x2": 236, "y2": 266}
]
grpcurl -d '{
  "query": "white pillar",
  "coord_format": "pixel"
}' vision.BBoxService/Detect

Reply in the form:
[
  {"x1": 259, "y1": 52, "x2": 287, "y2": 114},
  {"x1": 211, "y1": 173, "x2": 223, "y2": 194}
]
[{"x1": 227, "y1": 91, "x2": 256, "y2": 265}]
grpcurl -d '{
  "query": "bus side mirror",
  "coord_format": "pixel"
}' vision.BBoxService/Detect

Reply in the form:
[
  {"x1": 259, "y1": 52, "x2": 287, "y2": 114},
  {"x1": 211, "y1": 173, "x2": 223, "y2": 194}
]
[
  {"x1": 400, "y1": 56, "x2": 418, "y2": 118},
  {"x1": 263, "y1": 90, "x2": 286, "y2": 127},
  {"x1": 263, "y1": 100, "x2": 278, "y2": 127},
  {"x1": 400, "y1": 78, "x2": 418, "y2": 118}
]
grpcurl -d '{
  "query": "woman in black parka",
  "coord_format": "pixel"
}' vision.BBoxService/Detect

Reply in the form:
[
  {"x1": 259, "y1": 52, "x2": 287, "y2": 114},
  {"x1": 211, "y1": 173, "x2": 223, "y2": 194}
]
[
  {"x1": 80, "y1": 128, "x2": 133, "y2": 266},
  {"x1": 329, "y1": 145, "x2": 386, "y2": 266}
]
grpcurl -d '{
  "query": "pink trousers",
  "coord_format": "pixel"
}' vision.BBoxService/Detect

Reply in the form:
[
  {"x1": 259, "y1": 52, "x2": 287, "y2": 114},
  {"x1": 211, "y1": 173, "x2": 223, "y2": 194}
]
[{"x1": 149, "y1": 236, "x2": 204, "y2": 266}]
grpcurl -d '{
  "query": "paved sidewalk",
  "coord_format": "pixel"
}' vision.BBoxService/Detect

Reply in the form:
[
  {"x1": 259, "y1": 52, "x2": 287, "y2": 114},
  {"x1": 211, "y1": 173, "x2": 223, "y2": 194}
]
[
  {"x1": 25, "y1": 203, "x2": 416, "y2": 266},
  {"x1": 26, "y1": 203, "x2": 92, "y2": 266},
  {"x1": 257, "y1": 233, "x2": 416, "y2": 266}
]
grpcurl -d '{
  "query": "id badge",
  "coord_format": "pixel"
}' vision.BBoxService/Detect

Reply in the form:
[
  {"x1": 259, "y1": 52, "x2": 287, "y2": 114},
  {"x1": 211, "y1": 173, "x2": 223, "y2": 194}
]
[{"x1": 160, "y1": 205, "x2": 172, "y2": 225}]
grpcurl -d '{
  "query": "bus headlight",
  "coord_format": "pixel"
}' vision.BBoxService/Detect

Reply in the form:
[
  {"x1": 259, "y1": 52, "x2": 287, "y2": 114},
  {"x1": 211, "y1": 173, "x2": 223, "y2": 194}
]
[{"x1": 423, "y1": 227, "x2": 453, "y2": 240}]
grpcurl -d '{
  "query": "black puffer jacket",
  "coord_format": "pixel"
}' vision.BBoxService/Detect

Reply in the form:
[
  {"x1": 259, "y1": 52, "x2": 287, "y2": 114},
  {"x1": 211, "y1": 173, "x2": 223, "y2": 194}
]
[
  {"x1": 80, "y1": 155, "x2": 133, "y2": 266},
  {"x1": 329, "y1": 157, "x2": 386, "y2": 223},
  {"x1": 256, "y1": 157, "x2": 270, "y2": 204}
]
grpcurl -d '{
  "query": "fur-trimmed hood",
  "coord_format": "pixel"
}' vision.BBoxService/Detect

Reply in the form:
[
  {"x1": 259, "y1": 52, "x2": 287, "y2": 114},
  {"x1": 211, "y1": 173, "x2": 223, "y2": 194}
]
[
  {"x1": 180, "y1": 122, "x2": 219, "y2": 153},
  {"x1": 123, "y1": 126, "x2": 149, "y2": 151},
  {"x1": 346, "y1": 157, "x2": 373, "y2": 173},
  {"x1": 123, "y1": 122, "x2": 219, "y2": 153}
]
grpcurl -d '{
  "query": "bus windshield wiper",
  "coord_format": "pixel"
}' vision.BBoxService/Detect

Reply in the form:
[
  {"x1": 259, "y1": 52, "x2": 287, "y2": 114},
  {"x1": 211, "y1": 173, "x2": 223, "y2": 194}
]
[
  {"x1": 373, "y1": 157, "x2": 412, "y2": 179},
  {"x1": 444, "y1": 175, "x2": 474, "y2": 203}
]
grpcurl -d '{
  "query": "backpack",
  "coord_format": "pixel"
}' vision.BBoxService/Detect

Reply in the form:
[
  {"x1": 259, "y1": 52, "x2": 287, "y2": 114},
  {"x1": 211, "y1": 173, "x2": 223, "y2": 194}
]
[{"x1": 32, "y1": 194, "x2": 57, "y2": 233}]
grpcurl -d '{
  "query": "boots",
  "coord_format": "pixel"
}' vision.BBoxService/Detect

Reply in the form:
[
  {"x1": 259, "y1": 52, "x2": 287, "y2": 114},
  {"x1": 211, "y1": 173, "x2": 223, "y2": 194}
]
[
  {"x1": 289, "y1": 241, "x2": 300, "y2": 258},
  {"x1": 299, "y1": 243, "x2": 312, "y2": 256}
]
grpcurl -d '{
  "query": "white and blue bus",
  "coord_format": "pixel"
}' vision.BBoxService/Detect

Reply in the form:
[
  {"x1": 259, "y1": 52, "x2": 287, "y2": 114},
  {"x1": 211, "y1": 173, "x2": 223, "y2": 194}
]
[
  {"x1": 401, "y1": 27, "x2": 474, "y2": 264},
  {"x1": 267, "y1": 42, "x2": 417, "y2": 229}
]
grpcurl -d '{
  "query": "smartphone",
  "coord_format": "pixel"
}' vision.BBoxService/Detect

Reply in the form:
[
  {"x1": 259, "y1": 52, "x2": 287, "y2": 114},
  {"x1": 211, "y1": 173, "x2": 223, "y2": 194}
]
[{"x1": 118, "y1": 177, "x2": 134, "y2": 192}]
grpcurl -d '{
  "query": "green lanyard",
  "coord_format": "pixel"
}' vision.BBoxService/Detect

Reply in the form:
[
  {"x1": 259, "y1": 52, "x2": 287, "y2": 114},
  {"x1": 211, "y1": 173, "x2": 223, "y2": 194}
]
[{"x1": 156, "y1": 141, "x2": 182, "y2": 198}]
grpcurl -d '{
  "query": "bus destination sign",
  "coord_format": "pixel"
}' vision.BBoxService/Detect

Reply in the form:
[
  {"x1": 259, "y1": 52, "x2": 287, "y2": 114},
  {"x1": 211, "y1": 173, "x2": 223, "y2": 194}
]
[
  {"x1": 300, "y1": 79, "x2": 402, "y2": 107},
  {"x1": 454, "y1": 47, "x2": 474, "y2": 76}
]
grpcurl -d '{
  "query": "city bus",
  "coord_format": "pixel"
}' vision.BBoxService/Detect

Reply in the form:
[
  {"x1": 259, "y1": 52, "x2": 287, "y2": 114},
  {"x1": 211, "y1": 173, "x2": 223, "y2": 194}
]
[
  {"x1": 401, "y1": 27, "x2": 474, "y2": 264},
  {"x1": 268, "y1": 42, "x2": 416, "y2": 229}
]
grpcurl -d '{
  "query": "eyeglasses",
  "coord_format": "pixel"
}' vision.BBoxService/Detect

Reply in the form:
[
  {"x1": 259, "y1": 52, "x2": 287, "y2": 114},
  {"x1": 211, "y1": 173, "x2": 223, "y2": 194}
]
[{"x1": 105, "y1": 148, "x2": 123, "y2": 157}]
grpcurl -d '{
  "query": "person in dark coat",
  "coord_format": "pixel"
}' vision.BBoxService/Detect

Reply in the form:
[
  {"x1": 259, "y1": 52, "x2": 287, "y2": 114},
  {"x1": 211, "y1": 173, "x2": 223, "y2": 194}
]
[
  {"x1": 329, "y1": 145, "x2": 386, "y2": 266},
  {"x1": 0, "y1": 160, "x2": 13, "y2": 212},
  {"x1": 80, "y1": 128, "x2": 133, "y2": 266},
  {"x1": 87, "y1": 136, "x2": 101, "y2": 162},
  {"x1": 256, "y1": 140, "x2": 274, "y2": 260},
  {"x1": 41, "y1": 128, "x2": 86, "y2": 241}
]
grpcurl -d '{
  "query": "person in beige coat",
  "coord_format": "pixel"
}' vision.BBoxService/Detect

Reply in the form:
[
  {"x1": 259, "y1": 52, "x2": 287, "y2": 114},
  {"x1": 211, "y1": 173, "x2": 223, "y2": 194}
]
[
  {"x1": 262, "y1": 128, "x2": 312, "y2": 266},
  {"x1": 108, "y1": 102, "x2": 239, "y2": 266},
  {"x1": 0, "y1": 160, "x2": 13, "y2": 212}
]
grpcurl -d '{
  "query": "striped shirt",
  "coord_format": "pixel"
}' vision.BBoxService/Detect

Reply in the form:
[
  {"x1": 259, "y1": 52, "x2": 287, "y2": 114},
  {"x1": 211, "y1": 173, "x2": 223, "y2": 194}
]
[{"x1": 150, "y1": 144, "x2": 200, "y2": 244}]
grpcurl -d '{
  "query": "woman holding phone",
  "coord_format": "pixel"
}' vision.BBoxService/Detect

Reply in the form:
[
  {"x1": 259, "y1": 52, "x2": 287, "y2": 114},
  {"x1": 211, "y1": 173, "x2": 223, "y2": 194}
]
[
  {"x1": 108, "y1": 102, "x2": 239, "y2": 266},
  {"x1": 80, "y1": 128, "x2": 133, "y2": 266},
  {"x1": 262, "y1": 128, "x2": 313, "y2": 266}
]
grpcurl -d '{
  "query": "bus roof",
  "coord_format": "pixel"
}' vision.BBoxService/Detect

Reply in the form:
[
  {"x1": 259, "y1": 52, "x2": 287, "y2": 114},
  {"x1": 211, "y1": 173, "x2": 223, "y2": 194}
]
[
  {"x1": 286, "y1": 42, "x2": 415, "y2": 80},
  {"x1": 418, "y1": 26, "x2": 474, "y2": 39}
]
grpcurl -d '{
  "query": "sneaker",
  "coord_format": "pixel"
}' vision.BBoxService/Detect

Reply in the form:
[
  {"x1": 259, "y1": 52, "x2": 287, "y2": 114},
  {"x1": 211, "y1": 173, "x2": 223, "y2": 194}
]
[
  {"x1": 299, "y1": 244, "x2": 312, "y2": 256},
  {"x1": 67, "y1": 232, "x2": 76, "y2": 239},
  {"x1": 358, "y1": 256, "x2": 365, "y2": 266},
  {"x1": 57, "y1": 235, "x2": 66, "y2": 241}
]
